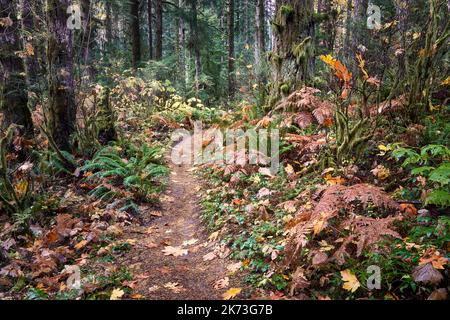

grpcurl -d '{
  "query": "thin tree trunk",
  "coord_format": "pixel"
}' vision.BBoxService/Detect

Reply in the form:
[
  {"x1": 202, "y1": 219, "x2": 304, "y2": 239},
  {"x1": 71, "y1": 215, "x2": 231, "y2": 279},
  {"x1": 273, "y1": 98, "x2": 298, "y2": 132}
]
[
  {"x1": 81, "y1": 0, "x2": 95, "y2": 80},
  {"x1": 190, "y1": 0, "x2": 201, "y2": 94},
  {"x1": 255, "y1": 0, "x2": 266, "y2": 83},
  {"x1": 20, "y1": 0, "x2": 39, "y2": 87},
  {"x1": 155, "y1": 0, "x2": 163, "y2": 60},
  {"x1": 130, "y1": 0, "x2": 141, "y2": 69},
  {"x1": 175, "y1": 0, "x2": 184, "y2": 84},
  {"x1": 243, "y1": 0, "x2": 249, "y2": 45},
  {"x1": 0, "y1": 0, "x2": 32, "y2": 137},
  {"x1": 105, "y1": 1, "x2": 113, "y2": 46},
  {"x1": 228, "y1": 0, "x2": 235, "y2": 98},
  {"x1": 344, "y1": 0, "x2": 353, "y2": 60},
  {"x1": 46, "y1": 0, "x2": 76, "y2": 151},
  {"x1": 322, "y1": 0, "x2": 334, "y2": 52},
  {"x1": 147, "y1": 0, "x2": 153, "y2": 59}
]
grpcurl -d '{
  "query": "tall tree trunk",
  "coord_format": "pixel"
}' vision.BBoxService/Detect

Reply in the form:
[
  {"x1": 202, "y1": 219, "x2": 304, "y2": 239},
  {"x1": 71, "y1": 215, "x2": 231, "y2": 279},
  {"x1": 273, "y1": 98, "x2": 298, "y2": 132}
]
[
  {"x1": 228, "y1": 0, "x2": 235, "y2": 98},
  {"x1": 190, "y1": 0, "x2": 201, "y2": 94},
  {"x1": 147, "y1": 0, "x2": 153, "y2": 59},
  {"x1": 322, "y1": 0, "x2": 335, "y2": 52},
  {"x1": 20, "y1": 0, "x2": 39, "y2": 87},
  {"x1": 395, "y1": 0, "x2": 409, "y2": 76},
  {"x1": 130, "y1": 0, "x2": 141, "y2": 69},
  {"x1": 269, "y1": 0, "x2": 315, "y2": 107},
  {"x1": 46, "y1": 0, "x2": 76, "y2": 151},
  {"x1": 344, "y1": 0, "x2": 353, "y2": 61},
  {"x1": 175, "y1": 0, "x2": 184, "y2": 84},
  {"x1": 155, "y1": 0, "x2": 163, "y2": 60},
  {"x1": 243, "y1": 0, "x2": 249, "y2": 45},
  {"x1": 81, "y1": 0, "x2": 95, "y2": 80},
  {"x1": 354, "y1": 0, "x2": 368, "y2": 49},
  {"x1": 0, "y1": 0, "x2": 32, "y2": 137},
  {"x1": 105, "y1": 1, "x2": 113, "y2": 46},
  {"x1": 255, "y1": 0, "x2": 266, "y2": 83}
]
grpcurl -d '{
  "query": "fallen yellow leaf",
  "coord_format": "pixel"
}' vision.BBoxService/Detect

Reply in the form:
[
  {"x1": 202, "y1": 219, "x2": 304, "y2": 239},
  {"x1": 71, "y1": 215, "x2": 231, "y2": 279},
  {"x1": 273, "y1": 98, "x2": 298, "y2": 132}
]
[
  {"x1": 110, "y1": 288, "x2": 125, "y2": 300},
  {"x1": 223, "y1": 287, "x2": 242, "y2": 300},
  {"x1": 341, "y1": 269, "x2": 360, "y2": 293}
]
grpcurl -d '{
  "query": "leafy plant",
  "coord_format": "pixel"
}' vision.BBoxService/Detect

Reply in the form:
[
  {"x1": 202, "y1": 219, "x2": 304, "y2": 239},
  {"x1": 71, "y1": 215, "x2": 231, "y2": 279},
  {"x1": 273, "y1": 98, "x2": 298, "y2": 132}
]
[
  {"x1": 0, "y1": 127, "x2": 36, "y2": 223},
  {"x1": 81, "y1": 143, "x2": 168, "y2": 201},
  {"x1": 391, "y1": 144, "x2": 450, "y2": 206}
]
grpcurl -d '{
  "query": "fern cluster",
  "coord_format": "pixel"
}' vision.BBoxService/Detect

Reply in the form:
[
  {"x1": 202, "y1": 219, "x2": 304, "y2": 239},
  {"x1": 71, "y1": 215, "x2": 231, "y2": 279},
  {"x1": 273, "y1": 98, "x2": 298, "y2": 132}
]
[
  {"x1": 81, "y1": 143, "x2": 168, "y2": 202},
  {"x1": 391, "y1": 144, "x2": 450, "y2": 207}
]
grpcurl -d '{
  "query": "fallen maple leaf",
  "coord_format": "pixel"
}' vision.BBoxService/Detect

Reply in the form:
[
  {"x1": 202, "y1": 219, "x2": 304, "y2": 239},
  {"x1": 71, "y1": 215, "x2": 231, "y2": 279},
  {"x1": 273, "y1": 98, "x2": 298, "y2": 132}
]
[
  {"x1": 162, "y1": 246, "x2": 188, "y2": 257},
  {"x1": 285, "y1": 164, "x2": 295, "y2": 175},
  {"x1": 223, "y1": 287, "x2": 242, "y2": 300},
  {"x1": 164, "y1": 282, "x2": 185, "y2": 293},
  {"x1": 324, "y1": 174, "x2": 346, "y2": 186},
  {"x1": 226, "y1": 262, "x2": 242, "y2": 273},
  {"x1": 110, "y1": 288, "x2": 125, "y2": 300},
  {"x1": 74, "y1": 240, "x2": 88, "y2": 250},
  {"x1": 144, "y1": 241, "x2": 158, "y2": 249},
  {"x1": 341, "y1": 269, "x2": 360, "y2": 293},
  {"x1": 258, "y1": 167, "x2": 274, "y2": 177},
  {"x1": 182, "y1": 239, "x2": 199, "y2": 246},
  {"x1": 400, "y1": 203, "x2": 418, "y2": 218},
  {"x1": 208, "y1": 231, "x2": 219, "y2": 241},
  {"x1": 148, "y1": 285, "x2": 160, "y2": 293},
  {"x1": 150, "y1": 211, "x2": 163, "y2": 217},
  {"x1": 125, "y1": 239, "x2": 138, "y2": 246},
  {"x1": 214, "y1": 277, "x2": 230, "y2": 289},
  {"x1": 203, "y1": 251, "x2": 216, "y2": 261},
  {"x1": 419, "y1": 252, "x2": 448, "y2": 270},
  {"x1": 413, "y1": 263, "x2": 443, "y2": 285},
  {"x1": 371, "y1": 165, "x2": 390, "y2": 181}
]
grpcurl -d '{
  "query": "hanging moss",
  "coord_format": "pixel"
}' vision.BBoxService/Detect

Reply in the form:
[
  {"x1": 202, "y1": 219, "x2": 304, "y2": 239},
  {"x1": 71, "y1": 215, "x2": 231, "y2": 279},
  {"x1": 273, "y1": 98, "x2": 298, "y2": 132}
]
[
  {"x1": 276, "y1": 4, "x2": 294, "y2": 27},
  {"x1": 271, "y1": 21, "x2": 283, "y2": 34},
  {"x1": 268, "y1": 52, "x2": 283, "y2": 70},
  {"x1": 292, "y1": 37, "x2": 311, "y2": 65}
]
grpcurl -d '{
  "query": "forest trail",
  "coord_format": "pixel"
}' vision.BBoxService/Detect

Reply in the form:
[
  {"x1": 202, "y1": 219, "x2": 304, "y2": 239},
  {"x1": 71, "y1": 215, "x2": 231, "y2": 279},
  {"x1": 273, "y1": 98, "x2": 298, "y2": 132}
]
[{"x1": 115, "y1": 141, "x2": 241, "y2": 300}]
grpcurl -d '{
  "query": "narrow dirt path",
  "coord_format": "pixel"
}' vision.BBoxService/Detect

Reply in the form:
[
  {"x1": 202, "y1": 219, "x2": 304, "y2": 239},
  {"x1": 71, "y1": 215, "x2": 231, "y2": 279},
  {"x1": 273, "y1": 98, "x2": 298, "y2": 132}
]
[{"x1": 115, "y1": 143, "x2": 241, "y2": 300}]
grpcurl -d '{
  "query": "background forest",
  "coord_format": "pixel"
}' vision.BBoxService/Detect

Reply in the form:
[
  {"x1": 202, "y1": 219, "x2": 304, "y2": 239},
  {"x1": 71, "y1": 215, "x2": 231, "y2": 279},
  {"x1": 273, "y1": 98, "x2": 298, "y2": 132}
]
[{"x1": 0, "y1": 0, "x2": 449, "y2": 300}]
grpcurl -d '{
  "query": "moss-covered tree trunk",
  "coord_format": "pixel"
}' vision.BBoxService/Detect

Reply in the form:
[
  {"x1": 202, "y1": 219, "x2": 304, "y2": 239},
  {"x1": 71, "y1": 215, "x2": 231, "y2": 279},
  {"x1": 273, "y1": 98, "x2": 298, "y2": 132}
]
[
  {"x1": 46, "y1": 0, "x2": 76, "y2": 151},
  {"x1": 0, "y1": 0, "x2": 33, "y2": 137},
  {"x1": 268, "y1": 0, "x2": 315, "y2": 108}
]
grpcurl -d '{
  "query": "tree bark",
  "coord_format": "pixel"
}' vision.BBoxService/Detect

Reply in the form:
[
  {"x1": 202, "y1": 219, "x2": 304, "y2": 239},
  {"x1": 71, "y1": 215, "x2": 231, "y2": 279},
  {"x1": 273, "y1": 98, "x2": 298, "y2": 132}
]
[
  {"x1": 147, "y1": 0, "x2": 154, "y2": 59},
  {"x1": 269, "y1": 0, "x2": 315, "y2": 107},
  {"x1": 19, "y1": 0, "x2": 39, "y2": 87},
  {"x1": 45, "y1": 0, "x2": 76, "y2": 151},
  {"x1": 228, "y1": 0, "x2": 235, "y2": 98},
  {"x1": 175, "y1": 0, "x2": 184, "y2": 84},
  {"x1": 322, "y1": 0, "x2": 335, "y2": 52},
  {"x1": 255, "y1": 0, "x2": 266, "y2": 83},
  {"x1": 155, "y1": 0, "x2": 163, "y2": 60},
  {"x1": 0, "y1": 0, "x2": 32, "y2": 137},
  {"x1": 105, "y1": 1, "x2": 113, "y2": 46},
  {"x1": 190, "y1": 0, "x2": 201, "y2": 94},
  {"x1": 130, "y1": 0, "x2": 141, "y2": 69}
]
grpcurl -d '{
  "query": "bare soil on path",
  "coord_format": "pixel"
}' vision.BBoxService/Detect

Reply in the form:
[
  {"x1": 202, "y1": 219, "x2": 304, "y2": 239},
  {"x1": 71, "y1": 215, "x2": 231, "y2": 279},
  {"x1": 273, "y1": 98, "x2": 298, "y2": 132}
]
[{"x1": 115, "y1": 145, "x2": 241, "y2": 300}]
